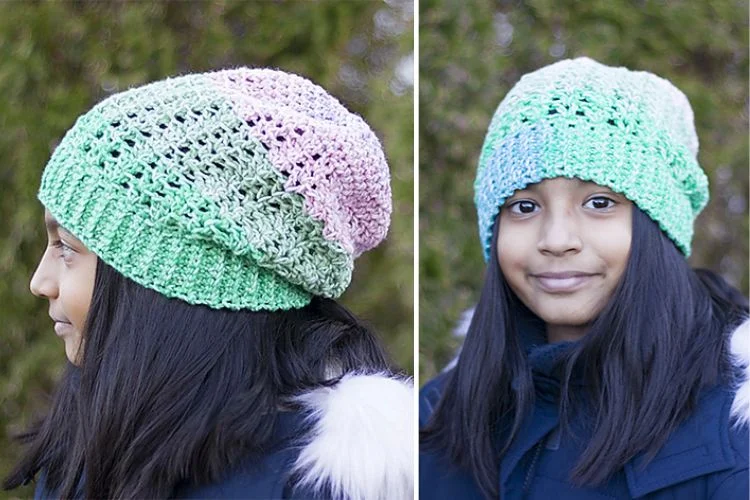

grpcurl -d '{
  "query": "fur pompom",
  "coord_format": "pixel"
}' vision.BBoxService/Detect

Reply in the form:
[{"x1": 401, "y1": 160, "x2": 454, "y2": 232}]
[{"x1": 292, "y1": 373, "x2": 414, "y2": 500}]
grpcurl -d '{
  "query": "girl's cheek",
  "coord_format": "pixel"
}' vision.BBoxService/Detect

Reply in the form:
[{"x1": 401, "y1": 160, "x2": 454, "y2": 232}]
[
  {"x1": 599, "y1": 220, "x2": 632, "y2": 253},
  {"x1": 498, "y1": 226, "x2": 536, "y2": 262}
]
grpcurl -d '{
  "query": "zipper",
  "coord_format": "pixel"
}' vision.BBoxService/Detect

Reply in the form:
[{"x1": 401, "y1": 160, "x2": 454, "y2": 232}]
[{"x1": 521, "y1": 439, "x2": 545, "y2": 496}]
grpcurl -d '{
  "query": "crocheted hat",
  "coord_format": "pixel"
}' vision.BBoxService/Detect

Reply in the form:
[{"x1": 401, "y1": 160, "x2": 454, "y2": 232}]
[
  {"x1": 475, "y1": 57, "x2": 708, "y2": 259},
  {"x1": 38, "y1": 67, "x2": 391, "y2": 310}
]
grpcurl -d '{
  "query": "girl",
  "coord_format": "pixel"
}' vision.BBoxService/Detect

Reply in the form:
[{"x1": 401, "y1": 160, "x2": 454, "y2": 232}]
[
  {"x1": 420, "y1": 58, "x2": 749, "y2": 499},
  {"x1": 3, "y1": 67, "x2": 413, "y2": 499}
]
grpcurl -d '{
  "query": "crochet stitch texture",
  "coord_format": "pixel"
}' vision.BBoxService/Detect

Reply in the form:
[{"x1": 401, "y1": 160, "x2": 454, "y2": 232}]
[
  {"x1": 475, "y1": 57, "x2": 709, "y2": 260},
  {"x1": 38, "y1": 68, "x2": 391, "y2": 310}
]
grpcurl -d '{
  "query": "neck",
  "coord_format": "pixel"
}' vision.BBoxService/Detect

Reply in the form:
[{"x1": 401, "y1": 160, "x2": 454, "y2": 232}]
[{"x1": 545, "y1": 323, "x2": 589, "y2": 343}]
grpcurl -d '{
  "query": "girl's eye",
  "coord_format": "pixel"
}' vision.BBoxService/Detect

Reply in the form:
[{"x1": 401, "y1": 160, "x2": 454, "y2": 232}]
[
  {"x1": 507, "y1": 200, "x2": 538, "y2": 215},
  {"x1": 584, "y1": 196, "x2": 617, "y2": 210},
  {"x1": 52, "y1": 240, "x2": 74, "y2": 261}
]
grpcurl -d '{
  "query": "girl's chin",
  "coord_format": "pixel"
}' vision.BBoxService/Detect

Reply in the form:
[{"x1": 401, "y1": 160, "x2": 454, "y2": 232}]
[
  {"x1": 534, "y1": 310, "x2": 599, "y2": 327},
  {"x1": 64, "y1": 344, "x2": 83, "y2": 366}
]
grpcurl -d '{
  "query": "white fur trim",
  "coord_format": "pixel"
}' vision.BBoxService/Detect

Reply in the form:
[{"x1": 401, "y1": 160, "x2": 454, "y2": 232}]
[
  {"x1": 730, "y1": 318, "x2": 750, "y2": 427},
  {"x1": 443, "y1": 307, "x2": 475, "y2": 372},
  {"x1": 292, "y1": 373, "x2": 414, "y2": 500},
  {"x1": 452, "y1": 307, "x2": 475, "y2": 339}
]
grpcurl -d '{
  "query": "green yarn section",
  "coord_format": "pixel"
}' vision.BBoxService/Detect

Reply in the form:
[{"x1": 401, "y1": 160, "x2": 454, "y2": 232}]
[{"x1": 38, "y1": 74, "x2": 353, "y2": 310}]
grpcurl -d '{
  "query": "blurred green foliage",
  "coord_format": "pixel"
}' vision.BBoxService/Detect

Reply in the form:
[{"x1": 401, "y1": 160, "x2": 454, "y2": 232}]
[
  {"x1": 420, "y1": 0, "x2": 749, "y2": 382},
  {"x1": 0, "y1": 1, "x2": 413, "y2": 496}
]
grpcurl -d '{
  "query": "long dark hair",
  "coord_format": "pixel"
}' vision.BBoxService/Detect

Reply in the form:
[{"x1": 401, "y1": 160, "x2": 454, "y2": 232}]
[
  {"x1": 421, "y1": 205, "x2": 749, "y2": 499},
  {"x1": 4, "y1": 259, "x2": 391, "y2": 498}
]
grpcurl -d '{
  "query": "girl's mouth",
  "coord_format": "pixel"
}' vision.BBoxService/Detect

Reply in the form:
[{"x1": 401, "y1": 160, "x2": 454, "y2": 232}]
[
  {"x1": 54, "y1": 321, "x2": 73, "y2": 336},
  {"x1": 532, "y1": 274, "x2": 598, "y2": 293}
]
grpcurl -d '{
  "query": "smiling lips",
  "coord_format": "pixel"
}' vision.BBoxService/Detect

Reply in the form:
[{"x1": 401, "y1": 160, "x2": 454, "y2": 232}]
[{"x1": 531, "y1": 271, "x2": 598, "y2": 293}]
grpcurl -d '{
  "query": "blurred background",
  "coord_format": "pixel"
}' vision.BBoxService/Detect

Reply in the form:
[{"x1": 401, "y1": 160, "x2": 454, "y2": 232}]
[
  {"x1": 420, "y1": 0, "x2": 749, "y2": 381},
  {"x1": 0, "y1": 1, "x2": 413, "y2": 496}
]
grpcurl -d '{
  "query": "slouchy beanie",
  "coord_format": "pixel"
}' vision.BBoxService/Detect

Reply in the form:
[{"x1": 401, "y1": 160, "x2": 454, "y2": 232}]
[
  {"x1": 38, "y1": 67, "x2": 392, "y2": 310},
  {"x1": 475, "y1": 57, "x2": 709, "y2": 259}
]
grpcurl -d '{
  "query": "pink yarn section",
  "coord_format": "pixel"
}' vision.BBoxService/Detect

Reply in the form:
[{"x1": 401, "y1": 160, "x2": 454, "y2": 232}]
[{"x1": 209, "y1": 68, "x2": 391, "y2": 257}]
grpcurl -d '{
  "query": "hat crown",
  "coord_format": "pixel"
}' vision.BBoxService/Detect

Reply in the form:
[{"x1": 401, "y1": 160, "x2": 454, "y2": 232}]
[{"x1": 487, "y1": 57, "x2": 698, "y2": 160}]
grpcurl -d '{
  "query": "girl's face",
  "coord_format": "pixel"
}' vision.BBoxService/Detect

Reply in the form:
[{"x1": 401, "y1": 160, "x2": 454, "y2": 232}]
[
  {"x1": 497, "y1": 177, "x2": 632, "y2": 341},
  {"x1": 30, "y1": 209, "x2": 97, "y2": 365}
]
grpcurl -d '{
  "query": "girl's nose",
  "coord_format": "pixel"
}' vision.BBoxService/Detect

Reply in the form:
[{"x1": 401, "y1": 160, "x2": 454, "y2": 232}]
[
  {"x1": 537, "y1": 210, "x2": 583, "y2": 256},
  {"x1": 29, "y1": 250, "x2": 58, "y2": 299}
]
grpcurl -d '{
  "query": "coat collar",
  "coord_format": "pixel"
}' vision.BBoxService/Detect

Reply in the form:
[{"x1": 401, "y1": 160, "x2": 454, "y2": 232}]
[
  {"x1": 449, "y1": 312, "x2": 750, "y2": 496},
  {"x1": 450, "y1": 310, "x2": 750, "y2": 427}
]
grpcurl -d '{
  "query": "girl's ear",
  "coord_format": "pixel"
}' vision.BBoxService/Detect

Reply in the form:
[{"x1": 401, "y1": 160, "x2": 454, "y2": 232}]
[{"x1": 730, "y1": 318, "x2": 750, "y2": 427}]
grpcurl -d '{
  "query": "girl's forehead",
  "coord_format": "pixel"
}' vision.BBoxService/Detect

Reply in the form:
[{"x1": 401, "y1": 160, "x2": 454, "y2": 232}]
[
  {"x1": 514, "y1": 178, "x2": 618, "y2": 194},
  {"x1": 43, "y1": 209, "x2": 79, "y2": 240}
]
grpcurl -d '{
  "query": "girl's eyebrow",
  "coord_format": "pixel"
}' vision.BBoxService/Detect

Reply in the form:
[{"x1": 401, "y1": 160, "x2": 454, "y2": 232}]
[{"x1": 43, "y1": 215, "x2": 88, "y2": 249}]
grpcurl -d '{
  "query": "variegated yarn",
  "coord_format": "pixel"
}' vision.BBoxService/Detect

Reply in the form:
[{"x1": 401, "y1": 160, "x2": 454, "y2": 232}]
[
  {"x1": 475, "y1": 57, "x2": 709, "y2": 259},
  {"x1": 38, "y1": 67, "x2": 391, "y2": 310}
]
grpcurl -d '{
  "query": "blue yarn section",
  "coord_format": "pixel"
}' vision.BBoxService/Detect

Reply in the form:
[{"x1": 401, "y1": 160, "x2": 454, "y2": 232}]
[{"x1": 474, "y1": 125, "x2": 547, "y2": 261}]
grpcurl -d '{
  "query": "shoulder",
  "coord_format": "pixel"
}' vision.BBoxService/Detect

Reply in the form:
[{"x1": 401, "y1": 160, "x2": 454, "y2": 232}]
[
  {"x1": 419, "y1": 370, "x2": 452, "y2": 428},
  {"x1": 291, "y1": 372, "x2": 414, "y2": 500},
  {"x1": 179, "y1": 373, "x2": 413, "y2": 500},
  {"x1": 709, "y1": 316, "x2": 750, "y2": 499},
  {"x1": 418, "y1": 371, "x2": 484, "y2": 499},
  {"x1": 657, "y1": 318, "x2": 749, "y2": 455},
  {"x1": 625, "y1": 319, "x2": 750, "y2": 498},
  {"x1": 676, "y1": 379, "x2": 749, "y2": 500},
  {"x1": 418, "y1": 309, "x2": 472, "y2": 427}
]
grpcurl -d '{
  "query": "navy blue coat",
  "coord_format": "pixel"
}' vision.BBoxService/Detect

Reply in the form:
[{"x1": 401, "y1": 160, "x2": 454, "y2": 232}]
[
  {"x1": 32, "y1": 373, "x2": 414, "y2": 500},
  {"x1": 420, "y1": 323, "x2": 750, "y2": 499},
  {"x1": 34, "y1": 412, "x2": 322, "y2": 500},
  {"x1": 175, "y1": 411, "x2": 327, "y2": 499}
]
